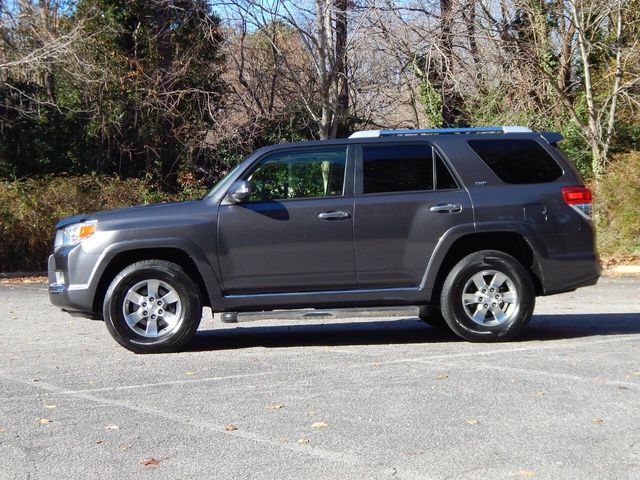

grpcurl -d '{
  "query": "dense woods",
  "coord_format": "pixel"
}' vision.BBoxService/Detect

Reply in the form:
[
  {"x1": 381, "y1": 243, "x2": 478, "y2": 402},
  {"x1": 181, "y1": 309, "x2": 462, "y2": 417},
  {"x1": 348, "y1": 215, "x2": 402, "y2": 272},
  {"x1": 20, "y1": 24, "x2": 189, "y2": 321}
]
[{"x1": 1, "y1": 0, "x2": 639, "y2": 270}]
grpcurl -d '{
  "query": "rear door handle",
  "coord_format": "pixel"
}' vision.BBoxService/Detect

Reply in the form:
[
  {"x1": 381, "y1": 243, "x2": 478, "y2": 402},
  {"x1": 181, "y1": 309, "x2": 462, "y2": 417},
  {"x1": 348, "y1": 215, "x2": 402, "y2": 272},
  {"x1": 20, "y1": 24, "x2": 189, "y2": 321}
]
[
  {"x1": 317, "y1": 210, "x2": 351, "y2": 220},
  {"x1": 429, "y1": 203, "x2": 463, "y2": 214}
]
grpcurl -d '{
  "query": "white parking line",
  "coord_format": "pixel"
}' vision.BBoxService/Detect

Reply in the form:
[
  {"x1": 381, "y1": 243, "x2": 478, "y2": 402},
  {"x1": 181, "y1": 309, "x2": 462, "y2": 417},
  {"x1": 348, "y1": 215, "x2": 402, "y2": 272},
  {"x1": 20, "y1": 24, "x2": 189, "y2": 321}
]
[
  {"x1": 0, "y1": 373, "x2": 430, "y2": 479},
  {"x1": 1, "y1": 335, "x2": 637, "y2": 402},
  {"x1": 364, "y1": 334, "x2": 640, "y2": 365},
  {"x1": 410, "y1": 360, "x2": 639, "y2": 389}
]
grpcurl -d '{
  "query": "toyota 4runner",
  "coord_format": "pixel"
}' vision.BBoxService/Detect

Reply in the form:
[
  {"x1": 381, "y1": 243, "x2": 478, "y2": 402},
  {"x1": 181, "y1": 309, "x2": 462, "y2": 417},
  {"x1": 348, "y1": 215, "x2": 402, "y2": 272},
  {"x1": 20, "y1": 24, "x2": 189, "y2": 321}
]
[{"x1": 48, "y1": 126, "x2": 600, "y2": 353}]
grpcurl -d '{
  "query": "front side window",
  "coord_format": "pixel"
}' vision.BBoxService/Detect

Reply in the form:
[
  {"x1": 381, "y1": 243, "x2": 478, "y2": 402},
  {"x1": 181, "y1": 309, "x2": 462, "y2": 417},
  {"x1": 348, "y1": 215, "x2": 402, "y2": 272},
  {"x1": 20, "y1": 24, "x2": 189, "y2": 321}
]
[{"x1": 246, "y1": 147, "x2": 347, "y2": 202}]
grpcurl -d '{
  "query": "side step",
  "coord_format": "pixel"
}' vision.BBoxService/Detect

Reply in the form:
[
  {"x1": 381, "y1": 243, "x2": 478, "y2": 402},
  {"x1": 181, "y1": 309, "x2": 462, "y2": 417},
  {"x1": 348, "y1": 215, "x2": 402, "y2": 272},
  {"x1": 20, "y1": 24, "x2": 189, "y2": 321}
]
[{"x1": 218, "y1": 307, "x2": 419, "y2": 323}]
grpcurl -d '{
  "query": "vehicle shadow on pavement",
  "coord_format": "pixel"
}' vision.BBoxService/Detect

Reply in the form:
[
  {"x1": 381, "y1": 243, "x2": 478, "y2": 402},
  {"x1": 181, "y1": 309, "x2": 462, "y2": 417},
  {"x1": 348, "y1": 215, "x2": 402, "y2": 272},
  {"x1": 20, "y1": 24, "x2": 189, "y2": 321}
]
[
  {"x1": 185, "y1": 313, "x2": 640, "y2": 352},
  {"x1": 521, "y1": 313, "x2": 640, "y2": 341}
]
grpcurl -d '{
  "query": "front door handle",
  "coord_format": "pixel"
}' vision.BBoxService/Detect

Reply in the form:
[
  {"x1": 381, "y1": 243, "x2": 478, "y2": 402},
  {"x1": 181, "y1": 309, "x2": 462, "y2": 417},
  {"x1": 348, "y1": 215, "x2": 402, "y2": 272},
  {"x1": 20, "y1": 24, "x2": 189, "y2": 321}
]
[
  {"x1": 317, "y1": 210, "x2": 351, "y2": 220},
  {"x1": 429, "y1": 203, "x2": 463, "y2": 214}
]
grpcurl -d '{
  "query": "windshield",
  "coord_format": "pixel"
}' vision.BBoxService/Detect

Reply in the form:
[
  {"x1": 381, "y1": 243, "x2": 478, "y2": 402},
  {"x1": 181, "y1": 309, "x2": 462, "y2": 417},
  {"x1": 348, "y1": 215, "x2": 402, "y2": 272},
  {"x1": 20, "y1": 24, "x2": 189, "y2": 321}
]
[{"x1": 204, "y1": 162, "x2": 245, "y2": 199}]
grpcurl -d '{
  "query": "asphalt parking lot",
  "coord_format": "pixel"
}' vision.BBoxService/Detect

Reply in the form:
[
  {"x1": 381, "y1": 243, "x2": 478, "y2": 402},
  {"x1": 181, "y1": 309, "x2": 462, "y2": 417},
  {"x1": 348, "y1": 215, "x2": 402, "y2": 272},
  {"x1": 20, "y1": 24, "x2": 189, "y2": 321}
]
[{"x1": 0, "y1": 277, "x2": 638, "y2": 479}]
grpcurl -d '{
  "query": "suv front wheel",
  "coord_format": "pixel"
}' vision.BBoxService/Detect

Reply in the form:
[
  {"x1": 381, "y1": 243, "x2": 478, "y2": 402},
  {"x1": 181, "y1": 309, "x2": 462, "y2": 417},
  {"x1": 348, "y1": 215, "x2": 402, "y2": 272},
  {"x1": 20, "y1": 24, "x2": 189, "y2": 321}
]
[
  {"x1": 440, "y1": 250, "x2": 535, "y2": 342},
  {"x1": 103, "y1": 260, "x2": 202, "y2": 353}
]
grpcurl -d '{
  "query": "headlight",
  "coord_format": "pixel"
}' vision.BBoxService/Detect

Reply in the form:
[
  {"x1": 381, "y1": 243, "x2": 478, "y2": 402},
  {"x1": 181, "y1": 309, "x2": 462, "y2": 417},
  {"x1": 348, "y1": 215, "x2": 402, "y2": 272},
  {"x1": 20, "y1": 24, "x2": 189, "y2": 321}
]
[{"x1": 55, "y1": 221, "x2": 98, "y2": 248}]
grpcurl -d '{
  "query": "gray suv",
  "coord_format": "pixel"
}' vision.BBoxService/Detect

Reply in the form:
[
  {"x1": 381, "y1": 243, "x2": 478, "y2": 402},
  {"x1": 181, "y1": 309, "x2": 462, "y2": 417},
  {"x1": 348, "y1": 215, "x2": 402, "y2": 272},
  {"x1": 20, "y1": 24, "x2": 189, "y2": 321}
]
[{"x1": 48, "y1": 126, "x2": 600, "y2": 353}]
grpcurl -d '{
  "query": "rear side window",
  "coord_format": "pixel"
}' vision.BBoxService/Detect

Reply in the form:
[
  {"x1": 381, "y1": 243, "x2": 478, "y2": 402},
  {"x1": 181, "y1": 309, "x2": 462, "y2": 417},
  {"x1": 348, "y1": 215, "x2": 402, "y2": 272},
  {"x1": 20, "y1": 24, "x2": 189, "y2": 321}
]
[
  {"x1": 467, "y1": 139, "x2": 563, "y2": 184},
  {"x1": 363, "y1": 145, "x2": 433, "y2": 194},
  {"x1": 362, "y1": 145, "x2": 458, "y2": 194}
]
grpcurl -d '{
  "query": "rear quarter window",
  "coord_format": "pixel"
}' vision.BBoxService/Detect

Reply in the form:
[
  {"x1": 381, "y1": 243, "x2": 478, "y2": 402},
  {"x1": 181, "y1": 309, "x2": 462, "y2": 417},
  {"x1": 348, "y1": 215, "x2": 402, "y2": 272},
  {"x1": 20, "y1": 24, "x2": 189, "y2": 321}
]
[{"x1": 467, "y1": 139, "x2": 563, "y2": 184}]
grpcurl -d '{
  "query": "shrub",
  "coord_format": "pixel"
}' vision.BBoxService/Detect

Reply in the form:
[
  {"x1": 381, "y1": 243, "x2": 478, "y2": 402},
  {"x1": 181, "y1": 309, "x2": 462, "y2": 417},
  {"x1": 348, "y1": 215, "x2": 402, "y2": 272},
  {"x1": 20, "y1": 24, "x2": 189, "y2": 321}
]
[
  {"x1": 0, "y1": 176, "x2": 179, "y2": 271},
  {"x1": 595, "y1": 151, "x2": 640, "y2": 257}
]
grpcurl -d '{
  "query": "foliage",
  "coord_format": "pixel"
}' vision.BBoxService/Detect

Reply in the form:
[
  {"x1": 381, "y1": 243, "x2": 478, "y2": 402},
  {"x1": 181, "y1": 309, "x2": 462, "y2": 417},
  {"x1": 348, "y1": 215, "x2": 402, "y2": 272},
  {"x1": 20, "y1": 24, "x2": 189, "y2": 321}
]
[
  {"x1": 595, "y1": 151, "x2": 640, "y2": 256},
  {"x1": 417, "y1": 78, "x2": 443, "y2": 129},
  {"x1": 0, "y1": 175, "x2": 184, "y2": 271},
  {"x1": 1, "y1": 0, "x2": 639, "y2": 270},
  {"x1": 0, "y1": 0, "x2": 225, "y2": 188}
]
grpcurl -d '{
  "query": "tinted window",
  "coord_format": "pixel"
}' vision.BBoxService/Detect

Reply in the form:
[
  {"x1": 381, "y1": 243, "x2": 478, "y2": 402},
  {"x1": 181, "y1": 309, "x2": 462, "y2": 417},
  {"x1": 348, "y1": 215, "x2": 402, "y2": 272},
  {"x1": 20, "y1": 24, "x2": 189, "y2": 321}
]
[
  {"x1": 435, "y1": 153, "x2": 458, "y2": 190},
  {"x1": 247, "y1": 147, "x2": 346, "y2": 201},
  {"x1": 467, "y1": 139, "x2": 563, "y2": 184},
  {"x1": 363, "y1": 145, "x2": 433, "y2": 194}
]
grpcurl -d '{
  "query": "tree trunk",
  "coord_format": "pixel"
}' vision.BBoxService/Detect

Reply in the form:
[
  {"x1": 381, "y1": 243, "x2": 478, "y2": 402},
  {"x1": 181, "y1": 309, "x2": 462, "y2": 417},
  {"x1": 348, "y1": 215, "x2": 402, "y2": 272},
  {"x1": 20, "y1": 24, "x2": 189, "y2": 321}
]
[
  {"x1": 463, "y1": 0, "x2": 480, "y2": 71},
  {"x1": 155, "y1": 0, "x2": 178, "y2": 192},
  {"x1": 572, "y1": 1, "x2": 602, "y2": 178},
  {"x1": 440, "y1": 0, "x2": 456, "y2": 127},
  {"x1": 331, "y1": 0, "x2": 348, "y2": 138},
  {"x1": 315, "y1": 0, "x2": 331, "y2": 140}
]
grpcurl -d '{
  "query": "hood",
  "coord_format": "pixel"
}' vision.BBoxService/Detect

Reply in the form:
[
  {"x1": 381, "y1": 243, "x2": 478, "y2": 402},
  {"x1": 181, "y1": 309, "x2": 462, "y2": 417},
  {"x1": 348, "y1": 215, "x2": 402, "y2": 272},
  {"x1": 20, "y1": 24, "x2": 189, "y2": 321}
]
[{"x1": 55, "y1": 200, "x2": 202, "y2": 229}]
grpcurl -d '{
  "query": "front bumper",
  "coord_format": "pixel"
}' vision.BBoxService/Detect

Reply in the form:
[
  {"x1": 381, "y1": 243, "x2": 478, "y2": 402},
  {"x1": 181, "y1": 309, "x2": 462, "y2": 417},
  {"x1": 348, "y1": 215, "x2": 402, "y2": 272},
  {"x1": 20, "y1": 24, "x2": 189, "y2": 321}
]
[{"x1": 48, "y1": 249, "x2": 105, "y2": 318}]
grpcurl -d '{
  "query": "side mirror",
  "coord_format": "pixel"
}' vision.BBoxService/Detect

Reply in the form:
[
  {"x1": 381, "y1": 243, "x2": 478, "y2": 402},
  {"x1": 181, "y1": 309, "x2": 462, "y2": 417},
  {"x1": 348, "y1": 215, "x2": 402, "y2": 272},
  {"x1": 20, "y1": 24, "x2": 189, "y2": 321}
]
[{"x1": 226, "y1": 180, "x2": 252, "y2": 204}]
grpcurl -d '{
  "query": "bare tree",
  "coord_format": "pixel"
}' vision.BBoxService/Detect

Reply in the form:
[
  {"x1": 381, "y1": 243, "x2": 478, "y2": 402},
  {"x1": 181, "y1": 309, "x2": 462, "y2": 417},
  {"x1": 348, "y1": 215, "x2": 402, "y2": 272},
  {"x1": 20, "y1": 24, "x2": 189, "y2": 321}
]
[
  {"x1": 489, "y1": 0, "x2": 639, "y2": 177},
  {"x1": 215, "y1": 0, "x2": 355, "y2": 139}
]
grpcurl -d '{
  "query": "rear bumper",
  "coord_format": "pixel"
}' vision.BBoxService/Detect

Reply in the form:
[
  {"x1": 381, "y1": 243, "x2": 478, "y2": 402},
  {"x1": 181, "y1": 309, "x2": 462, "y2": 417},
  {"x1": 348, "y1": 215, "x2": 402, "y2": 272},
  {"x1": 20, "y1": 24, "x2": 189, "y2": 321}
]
[{"x1": 537, "y1": 252, "x2": 601, "y2": 296}]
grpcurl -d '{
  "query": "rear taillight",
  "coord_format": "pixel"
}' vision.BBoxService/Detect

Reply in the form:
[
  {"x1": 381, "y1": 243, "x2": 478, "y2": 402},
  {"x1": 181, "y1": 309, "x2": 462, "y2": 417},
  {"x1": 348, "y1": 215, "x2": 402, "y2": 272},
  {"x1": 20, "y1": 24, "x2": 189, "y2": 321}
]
[{"x1": 562, "y1": 186, "x2": 593, "y2": 220}]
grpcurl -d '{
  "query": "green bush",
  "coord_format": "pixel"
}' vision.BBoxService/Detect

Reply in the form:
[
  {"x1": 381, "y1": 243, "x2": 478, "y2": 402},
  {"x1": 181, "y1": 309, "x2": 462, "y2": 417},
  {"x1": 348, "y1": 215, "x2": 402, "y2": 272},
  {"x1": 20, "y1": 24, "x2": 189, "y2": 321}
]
[
  {"x1": 0, "y1": 176, "x2": 179, "y2": 271},
  {"x1": 2, "y1": 156, "x2": 639, "y2": 273},
  {"x1": 595, "y1": 151, "x2": 640, "y2": 256}
]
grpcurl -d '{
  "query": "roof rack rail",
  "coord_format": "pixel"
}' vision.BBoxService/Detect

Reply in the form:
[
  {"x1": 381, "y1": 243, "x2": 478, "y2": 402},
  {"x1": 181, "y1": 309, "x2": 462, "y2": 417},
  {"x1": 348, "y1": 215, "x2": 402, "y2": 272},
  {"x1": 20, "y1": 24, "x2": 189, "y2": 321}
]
[{"x1": 348, "y1": 126, "x2": 532, "y2": 139}]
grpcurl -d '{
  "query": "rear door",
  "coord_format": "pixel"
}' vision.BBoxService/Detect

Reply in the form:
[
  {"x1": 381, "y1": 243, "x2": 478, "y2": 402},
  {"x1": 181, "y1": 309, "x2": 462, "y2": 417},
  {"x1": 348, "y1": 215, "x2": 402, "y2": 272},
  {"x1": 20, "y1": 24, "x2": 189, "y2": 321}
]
[
  {"x1": 217, "y1": 145, "x2": 357, "y2": 294},
  {"x1": 353, "y1": 142, "x2": 473, "y2": 288}
]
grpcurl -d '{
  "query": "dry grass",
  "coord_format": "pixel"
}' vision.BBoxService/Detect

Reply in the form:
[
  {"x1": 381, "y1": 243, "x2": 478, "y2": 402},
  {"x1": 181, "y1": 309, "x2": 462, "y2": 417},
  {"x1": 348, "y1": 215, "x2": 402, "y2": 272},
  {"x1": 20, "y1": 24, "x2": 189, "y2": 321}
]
[
  {"x1": 595, "y1": 151, "x2": 640, "y2": 258},
  {"x1": 0, "y1": 176, "x2": 175, "y2": 271}
]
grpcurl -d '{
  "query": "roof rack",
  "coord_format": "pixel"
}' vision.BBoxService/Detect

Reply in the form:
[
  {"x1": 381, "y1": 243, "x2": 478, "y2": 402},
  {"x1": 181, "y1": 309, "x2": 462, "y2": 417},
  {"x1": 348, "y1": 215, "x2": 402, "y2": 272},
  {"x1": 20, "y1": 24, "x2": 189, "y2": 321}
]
[{"x1": 348, "y1": 126, "x2": 532, "y2": 139}]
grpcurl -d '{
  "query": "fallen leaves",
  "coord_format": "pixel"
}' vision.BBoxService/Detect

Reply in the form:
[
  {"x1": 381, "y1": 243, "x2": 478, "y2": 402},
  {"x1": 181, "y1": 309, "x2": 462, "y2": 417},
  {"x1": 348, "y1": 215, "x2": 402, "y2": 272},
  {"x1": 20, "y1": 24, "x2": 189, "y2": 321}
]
[
  {"x1": 0, "y1": 276, "x2": 47, "y2": 285},
  {"x1": 140, "y1": 458, "x2": 161, "y2": 466},
  {"x1": 105, "y1": 424, "x2": 120, "y2": 431},
  {"x1": 466, "y1": 419, "x2": 479, "y2": 426},
  {"x1": 518, "y1": 469, "x2": 536, "y2": 477},
  {"x1": 593, "y1": 417, "x2": 604, "y2": 424},
  {"x1": 268, "y1": 403, "x2": 285, "y2": 410},
  {"x1": 435, "y1": 373, "x2": 449, "y2": 380},
  {"x1": 310, "y1": 421, "x2": 329, "y2": 429},
  {"x1": 36, "y1": 418, "x2": 52, "y2": 425},
  {"x1": 225, "y1": 424, "x2": 238, "y2": 432},
  {"x1": 44, "y1": 404, "x2": 57, "y2": 410},
  {"x1": 406, "y1": 449, "x2": 425, "y2": 456},
  {"x1": 533, "y1": 391, "x2": 545, "y2": 397},
  {"x1": 185, "y1": 371, "x2": 197, "y2": 376},
  {"x1": 297, "y1": 438, "x2": 310, "y2": 444}
]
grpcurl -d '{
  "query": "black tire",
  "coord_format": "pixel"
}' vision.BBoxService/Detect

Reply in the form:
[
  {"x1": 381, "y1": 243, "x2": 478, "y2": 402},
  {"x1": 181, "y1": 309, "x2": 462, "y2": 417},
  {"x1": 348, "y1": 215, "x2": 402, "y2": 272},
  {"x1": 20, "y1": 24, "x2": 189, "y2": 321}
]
[
  {"x1": 417, "y1": 305, "x2": 449, "y2": 330},
  {"x1": 440, "y1": 250, "x2": 535, "y2": 342},
  {"x1": 103, "y1": 260, "x2": 202, "y2": 353}
]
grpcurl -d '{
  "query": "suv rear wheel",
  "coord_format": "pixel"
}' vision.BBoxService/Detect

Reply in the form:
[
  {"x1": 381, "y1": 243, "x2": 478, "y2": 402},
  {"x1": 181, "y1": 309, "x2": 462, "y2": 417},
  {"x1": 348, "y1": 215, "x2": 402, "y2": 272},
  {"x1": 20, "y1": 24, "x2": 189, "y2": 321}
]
[
  {"x1": 103, "y1": 260, "x2": 202, "y2": 353},
  {"x1": 440, "y1": 250, "x2": 534, "y2": 342}
]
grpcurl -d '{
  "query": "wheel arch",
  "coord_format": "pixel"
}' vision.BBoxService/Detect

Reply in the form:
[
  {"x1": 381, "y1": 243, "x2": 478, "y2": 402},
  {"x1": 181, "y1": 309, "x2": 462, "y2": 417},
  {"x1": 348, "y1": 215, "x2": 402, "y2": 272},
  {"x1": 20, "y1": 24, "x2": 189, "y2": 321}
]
[
  {"x1": 92, "y1": 247, "x2": 214, "y2": 317},
  {"x1": 424, "y1": 231, "x2": 543, "y2": 304}
]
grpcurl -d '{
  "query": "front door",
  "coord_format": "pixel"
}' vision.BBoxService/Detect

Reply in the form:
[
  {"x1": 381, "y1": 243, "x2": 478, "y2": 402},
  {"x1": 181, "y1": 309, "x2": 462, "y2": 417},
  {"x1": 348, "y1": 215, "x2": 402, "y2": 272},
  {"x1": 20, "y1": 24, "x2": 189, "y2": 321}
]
[
  {"x1": 217, "y1": 145, "x2": 356, "y2": 294},
  {"x1": 353, "y1": 142, "x2": 473, "y2": 288}
]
